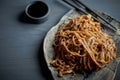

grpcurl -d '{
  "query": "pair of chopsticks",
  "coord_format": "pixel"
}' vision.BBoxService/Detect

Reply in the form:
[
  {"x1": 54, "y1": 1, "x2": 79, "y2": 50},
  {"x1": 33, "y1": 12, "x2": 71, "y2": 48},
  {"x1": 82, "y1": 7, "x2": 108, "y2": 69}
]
[{"x1": 62, "y1": 0, "x2": 117, "y2": 32}]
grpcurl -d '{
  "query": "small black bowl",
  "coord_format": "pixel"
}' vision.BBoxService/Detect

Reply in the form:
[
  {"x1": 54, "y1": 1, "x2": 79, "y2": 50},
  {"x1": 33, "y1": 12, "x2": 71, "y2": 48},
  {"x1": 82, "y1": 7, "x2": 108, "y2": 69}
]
[{"x1": 25, "y1": 1, "x2": 49, "y2": 24}]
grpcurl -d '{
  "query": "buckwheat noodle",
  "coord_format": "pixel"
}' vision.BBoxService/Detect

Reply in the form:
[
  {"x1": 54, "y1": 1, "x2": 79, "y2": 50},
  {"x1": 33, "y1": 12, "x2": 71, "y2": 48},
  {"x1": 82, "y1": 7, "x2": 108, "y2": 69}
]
[{"x1": 50, "y1": 14, "x2": 116, "y2": 77}]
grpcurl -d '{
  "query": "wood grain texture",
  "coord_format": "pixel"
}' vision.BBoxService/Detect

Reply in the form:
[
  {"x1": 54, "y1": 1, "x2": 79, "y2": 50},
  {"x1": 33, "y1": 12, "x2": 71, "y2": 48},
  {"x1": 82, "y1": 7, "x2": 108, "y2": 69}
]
[{"x1": 0, "y1": 0, "x2": 120, "y2": 80}]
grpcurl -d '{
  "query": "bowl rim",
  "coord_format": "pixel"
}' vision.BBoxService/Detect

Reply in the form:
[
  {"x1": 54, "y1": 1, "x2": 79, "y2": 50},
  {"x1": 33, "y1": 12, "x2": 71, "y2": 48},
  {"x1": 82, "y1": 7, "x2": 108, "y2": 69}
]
[{"x1": 25, "y1": 0, "x2": 50, "y2": 20}]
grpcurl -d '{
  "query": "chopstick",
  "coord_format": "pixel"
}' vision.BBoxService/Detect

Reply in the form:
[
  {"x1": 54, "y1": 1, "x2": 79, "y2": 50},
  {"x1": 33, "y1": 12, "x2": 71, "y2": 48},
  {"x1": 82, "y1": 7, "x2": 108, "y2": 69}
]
[
  {"x1": 62, "y1": 0, "x2": 117, "y2": 32},
  {"x1": 73, "y1": 0, "x2": 117, "y2": 30}
]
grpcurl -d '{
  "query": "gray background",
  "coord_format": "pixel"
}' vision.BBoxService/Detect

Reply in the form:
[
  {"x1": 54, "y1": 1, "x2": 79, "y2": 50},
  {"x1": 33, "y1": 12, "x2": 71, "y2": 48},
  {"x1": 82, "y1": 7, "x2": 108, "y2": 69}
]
[{"x1": 0, "y1": 0, "x2": 120, "y2": 80}]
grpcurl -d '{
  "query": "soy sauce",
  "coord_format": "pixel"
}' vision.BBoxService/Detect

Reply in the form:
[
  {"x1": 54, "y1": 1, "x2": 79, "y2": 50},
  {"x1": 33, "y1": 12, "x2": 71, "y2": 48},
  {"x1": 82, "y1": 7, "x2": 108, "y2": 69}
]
[{"x1": 27, "y1": 1, "x2": 48, "y2": 18}]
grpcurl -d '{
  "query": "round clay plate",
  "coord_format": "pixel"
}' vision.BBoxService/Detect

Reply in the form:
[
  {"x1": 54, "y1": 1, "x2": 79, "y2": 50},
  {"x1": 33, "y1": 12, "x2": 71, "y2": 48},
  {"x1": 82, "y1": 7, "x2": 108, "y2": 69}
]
[{"x1": 43, "y1": 9, "x2": 120, "y2": 80}]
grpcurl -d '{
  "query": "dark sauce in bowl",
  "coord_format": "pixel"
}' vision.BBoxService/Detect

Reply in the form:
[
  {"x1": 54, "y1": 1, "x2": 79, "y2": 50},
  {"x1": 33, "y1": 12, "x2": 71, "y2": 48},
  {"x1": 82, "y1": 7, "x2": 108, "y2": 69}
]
[{"x1": 27, "y1": 1, "x2": 48, "y2": 18}]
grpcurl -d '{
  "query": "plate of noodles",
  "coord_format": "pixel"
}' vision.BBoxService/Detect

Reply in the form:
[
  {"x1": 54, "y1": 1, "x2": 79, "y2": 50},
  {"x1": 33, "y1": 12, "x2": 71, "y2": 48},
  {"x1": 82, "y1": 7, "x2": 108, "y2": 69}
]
[{"x1": 43, "y1": 9, "x2": 120, "y2": 80}]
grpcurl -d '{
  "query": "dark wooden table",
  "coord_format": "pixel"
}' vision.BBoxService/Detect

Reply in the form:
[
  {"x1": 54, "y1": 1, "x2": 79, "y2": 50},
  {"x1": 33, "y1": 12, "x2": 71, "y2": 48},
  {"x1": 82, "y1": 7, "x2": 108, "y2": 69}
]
[{"x1": 0, "y1": 0, "x2": 120, "y2": 80}]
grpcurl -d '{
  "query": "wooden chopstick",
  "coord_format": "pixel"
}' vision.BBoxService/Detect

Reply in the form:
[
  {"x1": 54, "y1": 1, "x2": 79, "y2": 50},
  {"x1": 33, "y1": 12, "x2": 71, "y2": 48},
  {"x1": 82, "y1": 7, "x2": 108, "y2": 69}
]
[{"x1": 62, "y1": 0, "x2": 117, "y2": 31}]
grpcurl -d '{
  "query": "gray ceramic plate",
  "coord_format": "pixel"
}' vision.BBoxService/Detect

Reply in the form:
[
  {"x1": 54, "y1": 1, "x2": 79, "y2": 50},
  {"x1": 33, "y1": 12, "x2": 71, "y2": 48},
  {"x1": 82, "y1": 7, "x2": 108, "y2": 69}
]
[{"x1": 43, "y1": 9, "x2": 120, "y2": 80}]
